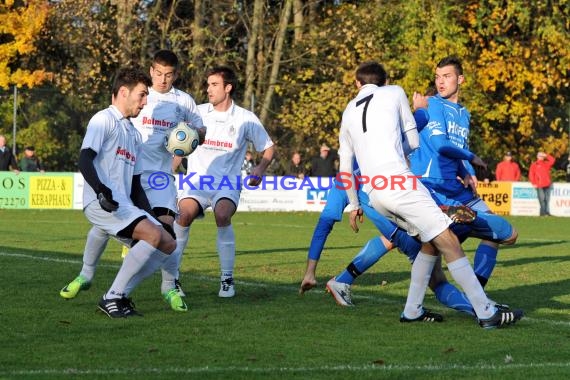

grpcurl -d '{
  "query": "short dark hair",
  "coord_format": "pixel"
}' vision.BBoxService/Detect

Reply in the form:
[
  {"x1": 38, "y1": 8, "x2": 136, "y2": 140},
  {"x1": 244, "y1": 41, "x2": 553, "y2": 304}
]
[
  {"x1": 207, "y1": 66, "x2": 238, "y2": 96},
  {"x1": 153, "y1": 50, "x2": 179, "y2": 69},
  {"x1": 112, "y1": 66, "x2": 152, "y2": 97},
  {"x1": 356, "y1": 61, "x2": 387, "y2": 86},
  {"x1": 437, "y1": 56, "x2": 463, "y2": 76}
]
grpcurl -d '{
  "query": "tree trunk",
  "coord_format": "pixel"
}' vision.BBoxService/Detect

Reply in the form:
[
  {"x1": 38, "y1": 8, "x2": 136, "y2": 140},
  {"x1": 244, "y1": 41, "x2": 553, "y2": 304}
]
[
  {"x1": 308, "y1": 0, "x2": 320, "y2": 35},
  {"x1": 243, "y1": 0, "x2": 264, "y2": 111},
  {"x1": 160, "y1": 0, "x2": 177, "y2": 49},
  {"x1": 111, "y1": 0, "x2": 135, "y2": 64},
  {"x1": 190, "y1": 0, "x2": 205, "y2": 97},
  {"x1": 139, "y1": 0, "x2": 163, "y2": 65},
  {"x1": 293, "y1": 0, "x2": 304, "y2": 44},
  {"x1": 259, "y1": 0, "x2": 293, "y2": 126}
]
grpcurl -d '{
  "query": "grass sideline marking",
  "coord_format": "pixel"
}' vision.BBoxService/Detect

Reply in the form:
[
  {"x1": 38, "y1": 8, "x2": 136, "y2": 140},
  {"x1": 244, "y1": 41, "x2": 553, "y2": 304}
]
[
  {"x1": 4, "y1": 250, "x2": 570, "y2": 328},
  {"x1": 3, "y1": 361, "x2": 570, "y2": 377}
]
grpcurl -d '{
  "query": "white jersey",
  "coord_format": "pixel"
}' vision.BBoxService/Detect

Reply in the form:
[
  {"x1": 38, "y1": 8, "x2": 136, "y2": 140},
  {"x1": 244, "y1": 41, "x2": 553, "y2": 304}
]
[
  {"x1": 339, "y1": 84, "x2": 418, "y2": 185},
  {"x1": 339, "y1": 84, "x2": 451, "y2": 242},
  {"x1": 81, "y1": 105, "x2": 143, "y2": 208},
  {"x1": 132, "y1": 87, "x2": 203, "y2": 174},
  {"x1": 185, "y1": 101, "x2": 273, "y2": 188}
]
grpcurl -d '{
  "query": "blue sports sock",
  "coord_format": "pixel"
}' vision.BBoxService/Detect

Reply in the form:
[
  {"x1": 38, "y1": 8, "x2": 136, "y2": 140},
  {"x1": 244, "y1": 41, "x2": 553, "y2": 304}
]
[
  {"x1": 434, "y1": 281, "x2": 475, "y2": 316},
  {"x1": 473, "y1": 243, "x2": 498, "y2": 286},
  {"x1": 307, "y1": 217, "x2": 335, "y2": 261},
  {"x1": 336, "y1": 237, "x2": 387, "y2": 284},
  {"x1": 392, "y1": 229, "x2": 421, "y2": 262}
]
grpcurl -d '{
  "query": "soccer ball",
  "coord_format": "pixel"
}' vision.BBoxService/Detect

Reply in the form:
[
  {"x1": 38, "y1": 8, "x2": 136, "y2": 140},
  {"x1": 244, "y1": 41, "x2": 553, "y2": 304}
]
[{"x1": 165, "y1": 122, "x2": 200, "y2": 157}]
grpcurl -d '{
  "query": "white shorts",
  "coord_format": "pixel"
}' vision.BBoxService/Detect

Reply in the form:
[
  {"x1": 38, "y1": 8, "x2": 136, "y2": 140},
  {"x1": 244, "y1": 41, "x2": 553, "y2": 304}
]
[
  {"x1": 84, "y1": 200, "x2": 160, "y2": 246},
  {"x1": 368, "y1": 176, "x2": 451, "y2": 242},
  {"x1": 178, "y1": 188, "x2": 241, "y2": 217},
  {"x1": 141, "y1": 172, "x2": 178, "y2": 213}
]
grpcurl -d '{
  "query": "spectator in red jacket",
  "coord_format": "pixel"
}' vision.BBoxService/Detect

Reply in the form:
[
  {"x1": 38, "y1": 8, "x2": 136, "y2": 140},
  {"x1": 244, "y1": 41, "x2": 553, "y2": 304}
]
[
  {"x1": 495, "y1": 151, "x2": 521, "y2": 181},
  {"x1": 529, "y1": 152, "x2": 555, "y2": 216}
]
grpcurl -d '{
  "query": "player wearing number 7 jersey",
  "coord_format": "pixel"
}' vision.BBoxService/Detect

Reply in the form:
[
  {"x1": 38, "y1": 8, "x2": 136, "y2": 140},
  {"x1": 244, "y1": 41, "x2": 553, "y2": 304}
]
[{"x1": 338, "y1": 61, "x2": 523, "y2": 328}]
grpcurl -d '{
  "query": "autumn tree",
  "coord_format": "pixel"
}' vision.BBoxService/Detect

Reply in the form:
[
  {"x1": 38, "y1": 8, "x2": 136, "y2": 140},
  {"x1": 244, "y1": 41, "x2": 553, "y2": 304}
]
[
  {"x1": 276, "y1": 0, "x2": 569, "y2": 178},
  {"x1": 0, "y1": 0, "x2": 50, "y2": 89},
  {"x1": 0, "y1": 0, "x2": 55, "y2": 167},
  {"x1": 3, "y1": 0, "x2": 568, "y2": 174},
  {"x1": 276, "y1": 2, "x2": 399, "y2": 158},
  {"x1": 463, "y1": 0, "x2": 570, "y2": 175}
]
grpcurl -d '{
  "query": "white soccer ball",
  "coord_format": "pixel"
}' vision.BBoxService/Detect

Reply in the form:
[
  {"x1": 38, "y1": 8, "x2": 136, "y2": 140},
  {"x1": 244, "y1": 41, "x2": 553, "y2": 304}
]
[{"x1": 165, "y1": 122, "x2": 200, "y2": 157}]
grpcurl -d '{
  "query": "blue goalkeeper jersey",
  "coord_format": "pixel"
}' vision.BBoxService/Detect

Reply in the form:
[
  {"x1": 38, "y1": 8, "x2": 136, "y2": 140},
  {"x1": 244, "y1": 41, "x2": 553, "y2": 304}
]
[{"x1": 409, "y1": 95, "x2": 475, "y2": 192}]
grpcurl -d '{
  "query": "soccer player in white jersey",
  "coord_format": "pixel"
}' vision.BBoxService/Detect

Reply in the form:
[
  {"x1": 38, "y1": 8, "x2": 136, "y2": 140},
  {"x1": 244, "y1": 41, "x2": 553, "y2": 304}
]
[
  {"x1": 176, "y1": 66, "x2": 275, "y2": 298},
  {"x1": 60, "y1": 52, "x2": 203, "y2": 313},
  {"x1": 122, "y1": 50, "x2": 206, "y2": 312},
  {"x1": 338, "y1": 61, "x2": 523, "y2": 328},
  {"x1": 60, "y1": 67, "x2": 177, "y2": 318}
]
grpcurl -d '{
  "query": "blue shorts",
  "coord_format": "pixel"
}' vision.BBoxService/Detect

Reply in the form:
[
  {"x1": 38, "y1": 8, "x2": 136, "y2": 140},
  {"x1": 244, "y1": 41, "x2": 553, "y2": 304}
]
[
  {"x1": 423, "y1": 182, "x2": 512, "y2": 243},
  {"x1": 422, "y1": 178, "x2": 490, "y2": 209},
  {"x1": 467, "y1": 212, "x2": 514, "y2": 242}
]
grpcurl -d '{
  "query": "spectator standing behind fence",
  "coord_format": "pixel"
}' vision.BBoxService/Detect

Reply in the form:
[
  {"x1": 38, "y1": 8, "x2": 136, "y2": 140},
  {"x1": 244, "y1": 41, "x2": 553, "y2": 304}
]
[
  {"x1": 0, "y1": 135, "x2": 19, "y2": 173},
  {"x1": 495, "y1": 151, "x2": 520, "y2": 181},
  {"x1": 309, "y1": 144, "x2": 337, "y2": 177},
  {"x1": 529, "y1": 151, "x2": 555, "y2": 216},
  {"x1": 285, "y1": 152, "x2": 306, "y2": 179},
  {"x1": 566, "y1": 157, "x2": 570, "y2": 182},
  {"x1": 19, "y1": 146, "x2": 45, "y2": 172}
]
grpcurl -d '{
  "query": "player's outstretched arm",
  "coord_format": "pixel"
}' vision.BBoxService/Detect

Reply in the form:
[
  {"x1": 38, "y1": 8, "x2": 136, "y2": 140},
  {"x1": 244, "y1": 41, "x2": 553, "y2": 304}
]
[
  {"x1": 79, "y1": 148, "x2": 118, "y2": 212},
  {"x1": 130, "y1": 174, "x2": 153, "y2": 214},
  {"x1": 248, "y1": 145, "x2": 275, "y2": 186}
]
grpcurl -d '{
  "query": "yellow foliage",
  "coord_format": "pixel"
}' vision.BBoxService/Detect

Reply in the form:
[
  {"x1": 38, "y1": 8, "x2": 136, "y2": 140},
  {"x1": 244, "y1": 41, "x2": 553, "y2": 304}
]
[
  {"x1": 0, "y1": 0, "x2": 50, "y2": 89},
  {"x1": 276, "y1": 0, "x2": 568, "y2": 165},
  {"x1": 463, "y1": 0, "x2": 569, "y2": 163}
]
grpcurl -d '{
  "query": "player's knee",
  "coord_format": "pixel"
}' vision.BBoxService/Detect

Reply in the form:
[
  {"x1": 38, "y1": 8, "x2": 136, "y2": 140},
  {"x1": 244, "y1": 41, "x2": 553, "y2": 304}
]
[
  {"x1": 318, "y1": 215, "x2": 337, "y2": 228},
  {"x1": 214, "y1": 212, "x2": 232, "y2": 226},
  {"x1": 178, "y1": 199, "x2": 200, "y2": 226},
  {"x1": 177, "y1": 212, "x2": 191, "y2": 227},
  {"x1": 380, "y1": 235, "x2": 394, "y2": 250},
  {"x1": 501, "y1": 227, "x2": 518, "y2": 245},
  {"x1": 142, "y1": 225, "x2": 162, "y2": 248},
  {"x1": 159, "y1": 232, "x2": 176, "y2": 254}
]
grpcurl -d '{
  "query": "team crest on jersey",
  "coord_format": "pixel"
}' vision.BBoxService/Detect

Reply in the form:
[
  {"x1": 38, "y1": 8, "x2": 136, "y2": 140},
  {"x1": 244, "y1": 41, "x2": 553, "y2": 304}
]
[{"x1": 228, "y1": 125, "x2": 236, "y2": 136}]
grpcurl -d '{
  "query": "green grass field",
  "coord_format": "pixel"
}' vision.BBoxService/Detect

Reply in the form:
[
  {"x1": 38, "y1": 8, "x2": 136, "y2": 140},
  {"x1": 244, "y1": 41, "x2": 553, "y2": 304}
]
[{"x1": 1, "y1": 209, "x2": 570, "y2": 379}]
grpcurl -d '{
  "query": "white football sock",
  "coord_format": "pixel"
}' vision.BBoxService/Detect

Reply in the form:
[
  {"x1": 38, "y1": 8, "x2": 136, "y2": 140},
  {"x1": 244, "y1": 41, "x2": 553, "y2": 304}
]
[
  {"x1": 123, "y1": 245, "x2": 175, "y2": 297},
  {"x1": 166, "y1": 221, "x2": 190, "y2": 279},
  {"x1": 105, "y1": 241, "x2": 167, "y2": 299},
  {"x1": 217, "y1": 225, "x2": 235, "y2": 279},
  {"x1": 160, "y1": 243, "x2": 183, "y2": 294},
  {"x1": 447, "y1": 257, "x2": 494, "y2": 319},
  {"x1": 403, "y1": 252, "x2": 437, "y2": 319},
  {"x1": 79, "y1": 227, "x2": 109, "y2": 282}
]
